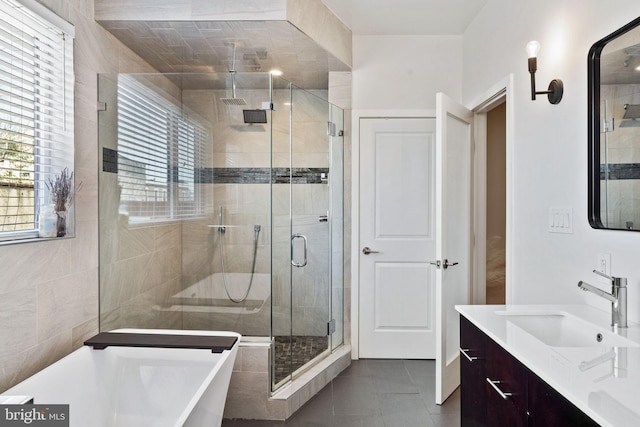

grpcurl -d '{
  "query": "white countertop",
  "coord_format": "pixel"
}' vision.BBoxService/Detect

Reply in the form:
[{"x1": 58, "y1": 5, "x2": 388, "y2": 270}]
[{"x1": 456, "y1": 304, "x2": 640, "y2": 427}]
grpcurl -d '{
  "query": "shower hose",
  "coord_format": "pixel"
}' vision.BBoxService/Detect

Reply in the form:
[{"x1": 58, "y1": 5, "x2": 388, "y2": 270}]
[{"x1": 219, "y1": 223, "x2": 261, "y2": 303}]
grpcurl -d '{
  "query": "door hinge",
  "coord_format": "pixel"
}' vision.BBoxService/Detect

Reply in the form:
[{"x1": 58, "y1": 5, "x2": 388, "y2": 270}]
[
  {"x1": 602, "y1": 118, "x2": 614, "y2": 133},
  {"x1": 327, "y1": 319, "x2": 336, "y2": 335},
  {"x1": 327, "y1": 121, "x2": 337, "y2": 137},
  {"x1": 97, "y1": 101, "x2": 107, "y2": 112}
]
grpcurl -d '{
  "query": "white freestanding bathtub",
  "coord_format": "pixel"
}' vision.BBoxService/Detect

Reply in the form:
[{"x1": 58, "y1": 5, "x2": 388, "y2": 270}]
[{"x1": 1, "y1": 329, "x2": 240, "y2": 427}]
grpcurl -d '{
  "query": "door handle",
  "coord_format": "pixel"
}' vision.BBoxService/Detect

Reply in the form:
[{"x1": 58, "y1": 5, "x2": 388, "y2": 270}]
[
  {"x1": 291, "y1": 234, "x2": 308, "y2": 267},
  {"x1": 428, "y1": 260, "x2": 458, "y2": 269},
  {"x1": 362, "y1": 246, "x2": 380, "y2": 255},
  {"x1": 442, "y1": 259, "x2": 458, "y2": 269}
]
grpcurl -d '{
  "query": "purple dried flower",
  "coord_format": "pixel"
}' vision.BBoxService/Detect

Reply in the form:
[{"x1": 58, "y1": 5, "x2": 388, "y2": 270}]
[{"x1": 46, "y1": 167, "x2": 74, "y2": 212}]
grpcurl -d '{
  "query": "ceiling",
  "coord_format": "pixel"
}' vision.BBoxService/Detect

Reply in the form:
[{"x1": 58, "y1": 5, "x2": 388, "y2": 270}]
[
  {"x1": 97, "y1": 1, "x2": 488, "y2": 91},
  {"x1": 98, "y1": 20, "x2": 350, "y2": 90},
  {"x1": 320, "y1": 0, "x2": 488, "y2": 35}
]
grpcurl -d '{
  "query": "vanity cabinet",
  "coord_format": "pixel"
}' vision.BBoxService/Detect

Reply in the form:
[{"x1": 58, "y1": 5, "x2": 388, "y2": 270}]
[
  {"x1": 528, "y1": 374, "x2": 599, "y2": 427},
  {"x1": 460, "y1": 315, "x2": 487, "y2": 426},
  {"x1": 460, "y1": 315, "x2": 599, "y2": 427}
]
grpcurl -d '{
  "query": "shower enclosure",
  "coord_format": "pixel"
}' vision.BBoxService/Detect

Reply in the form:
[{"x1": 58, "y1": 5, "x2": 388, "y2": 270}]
[{"x1": 98, "y1": 72, "x2": 344, "y2": 390}]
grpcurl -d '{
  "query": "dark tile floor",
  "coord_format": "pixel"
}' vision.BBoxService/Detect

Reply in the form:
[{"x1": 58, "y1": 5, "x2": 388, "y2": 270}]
[{"x1": 222, "y1": 359, "x2": 461, "y2": 427}]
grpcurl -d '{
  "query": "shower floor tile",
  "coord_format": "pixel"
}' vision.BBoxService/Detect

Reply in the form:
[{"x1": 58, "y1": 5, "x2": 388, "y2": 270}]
[{"x1": 273, "y1": 335, "x2": 328, "y2": 384}]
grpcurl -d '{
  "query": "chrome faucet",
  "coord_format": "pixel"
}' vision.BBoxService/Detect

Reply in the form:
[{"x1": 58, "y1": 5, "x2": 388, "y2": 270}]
[{"x1": 578, "y1": 270, "x2": 627, "y2": 328}]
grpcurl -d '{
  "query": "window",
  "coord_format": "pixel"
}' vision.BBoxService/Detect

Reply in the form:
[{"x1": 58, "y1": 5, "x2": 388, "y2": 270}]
[
  {"x1": 0, "y1": 0, "x2": 74, "y2": 241},
  {"x1": 116, "y1": 75, "x2": 206, "y2": 223}
]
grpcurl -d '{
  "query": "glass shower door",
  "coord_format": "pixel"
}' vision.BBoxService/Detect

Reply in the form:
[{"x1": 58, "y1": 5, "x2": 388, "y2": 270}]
[
  {"x1": 329, "y1": 102, "x2": 344, "y2": 351},
  {"x1": 270, "y1": 78, "x2": 344, "y2": 390},
  {"x1": 288, "y1": 85, "x2": 332, "y2": 378}
]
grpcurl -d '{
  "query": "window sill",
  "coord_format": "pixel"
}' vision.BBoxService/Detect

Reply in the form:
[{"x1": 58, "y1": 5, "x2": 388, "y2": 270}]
[{"x1": 0, "y1": 232, "x2": 75, "y2": 246}]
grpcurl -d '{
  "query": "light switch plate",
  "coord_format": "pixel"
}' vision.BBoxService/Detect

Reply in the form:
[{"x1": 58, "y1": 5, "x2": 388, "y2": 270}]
[{"x1": 548, "y1": 207, "x2": 573, "y2": 234}]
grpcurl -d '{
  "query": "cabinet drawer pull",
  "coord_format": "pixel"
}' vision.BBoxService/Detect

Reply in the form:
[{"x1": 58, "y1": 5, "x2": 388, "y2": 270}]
[
  {"x1": 460, "y1": 348, "x2": 477, "y2": 362},
  {"x1": 486, "y1": 378, "x2": 513, "y2": 400}
]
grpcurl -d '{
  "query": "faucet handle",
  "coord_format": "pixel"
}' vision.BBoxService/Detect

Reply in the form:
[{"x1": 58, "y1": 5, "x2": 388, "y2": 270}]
[
  {"x1": 593, "y1": 270, "x2": 628, "y2": 288},
  {"x1": 592, "y1": 269, "x2": 614, "y2": 281}
]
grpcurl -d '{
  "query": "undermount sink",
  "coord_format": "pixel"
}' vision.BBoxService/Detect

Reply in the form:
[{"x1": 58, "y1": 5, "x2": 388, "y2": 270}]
[{"x1": 495, "y1": 311, "x2": 639, "y2": 348}]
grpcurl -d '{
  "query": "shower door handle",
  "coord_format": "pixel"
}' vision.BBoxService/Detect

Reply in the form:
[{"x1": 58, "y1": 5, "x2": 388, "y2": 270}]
[{"x1": 291, "y1": 234, "x2": 308, "y2": 268}]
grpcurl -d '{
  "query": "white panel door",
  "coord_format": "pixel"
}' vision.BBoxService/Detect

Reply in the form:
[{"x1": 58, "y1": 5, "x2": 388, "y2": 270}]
[
  {"x1": 359, "y1": 118, "x2": 436, "y2": 359},
  {"x1": 435, "y1": 93, "x2": 473, "y2": 404}
]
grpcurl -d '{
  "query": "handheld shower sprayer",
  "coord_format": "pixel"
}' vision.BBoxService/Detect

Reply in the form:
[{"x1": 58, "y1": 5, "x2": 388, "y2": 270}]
[{"x1": 216, "y1": 206, "x2": 261, "y2": 303}]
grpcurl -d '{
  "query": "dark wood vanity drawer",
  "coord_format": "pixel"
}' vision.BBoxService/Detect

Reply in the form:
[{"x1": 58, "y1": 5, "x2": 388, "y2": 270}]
[{"x1": 485, "y1": 338, "x2": 528, "y2": 427}]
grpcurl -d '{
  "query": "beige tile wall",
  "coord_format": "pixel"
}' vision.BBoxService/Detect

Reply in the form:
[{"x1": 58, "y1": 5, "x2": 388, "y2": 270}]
[
  {"x1": 95, "y1": 0, "x2": 288, "y2": 21},
  {"x1": 287, "y1": 0, "x2": 352, "y2": 68},
  {"x1": 0, "y1": 0, "x2": 159, "y2": 392}
]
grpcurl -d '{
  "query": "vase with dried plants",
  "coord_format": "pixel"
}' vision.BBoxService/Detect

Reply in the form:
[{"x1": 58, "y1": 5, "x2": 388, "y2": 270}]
[{"x1": 46, "y1": 167, "x2": 74, "y2": 237}]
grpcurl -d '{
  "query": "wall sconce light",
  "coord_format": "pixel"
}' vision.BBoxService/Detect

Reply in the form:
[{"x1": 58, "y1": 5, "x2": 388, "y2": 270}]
[{"x1": 526, "y1": 40, "x2": 563, "y2": 104}]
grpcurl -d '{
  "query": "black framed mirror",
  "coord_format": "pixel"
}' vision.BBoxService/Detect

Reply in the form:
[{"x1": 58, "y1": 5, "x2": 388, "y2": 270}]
[{"x1": 589, "y1": 16, "x2": 640, "y2": 231}]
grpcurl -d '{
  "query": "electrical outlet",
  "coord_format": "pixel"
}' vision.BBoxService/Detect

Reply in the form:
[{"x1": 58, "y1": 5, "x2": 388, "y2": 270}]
[{"x1": 597, "y1": 253, "x2": 611, "y2": 277}]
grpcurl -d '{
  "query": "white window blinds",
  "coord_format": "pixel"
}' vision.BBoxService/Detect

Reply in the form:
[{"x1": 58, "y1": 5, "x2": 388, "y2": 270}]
[
  {"x1": 117, "y1": 75, "x2": 206, "y2": 222},
  {"x1": 0, "y1": 0, "x2": 73, "y2": 238}
]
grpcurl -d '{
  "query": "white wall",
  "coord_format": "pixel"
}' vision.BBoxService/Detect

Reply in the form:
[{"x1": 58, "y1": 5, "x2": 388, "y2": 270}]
[
  {"x1": 463, "y1": 0, "x2": 640, "y2": 319},
  {"x1": 352, "y1": 35, "x2": 463, "y2": 109}
]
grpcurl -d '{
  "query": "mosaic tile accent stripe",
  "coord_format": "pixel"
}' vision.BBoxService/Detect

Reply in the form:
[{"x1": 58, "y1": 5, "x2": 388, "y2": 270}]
[
  {"x1": 102, "y1": 148, "x2": 118, "y2": 173},
  {"x1": 103, "y1": 150, "x2": 329, "y2": 184},
  {"x1": 201, "y1": 167, "x2": 330, "y2": 184},
  {"x1": 601, "y1": 163, "x2": 640, "y2": 180}
]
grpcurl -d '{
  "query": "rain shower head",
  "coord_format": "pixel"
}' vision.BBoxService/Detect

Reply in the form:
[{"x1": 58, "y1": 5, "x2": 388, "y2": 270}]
[
  {"x1": 620, "y1": 104, "x2": 640, "y2": 127},
  {"x1": 623, "y1": 104, "x2": 640, "y2": 119},
  {"x1": 243, "y1": 109, "x2": 267, "y2": 124},
  {"x1": 221, "y1": 96, "x2": 247, "y2": 106},
  {"x1": 220, "y1": 45, "x2": 247, "y2": 106}
]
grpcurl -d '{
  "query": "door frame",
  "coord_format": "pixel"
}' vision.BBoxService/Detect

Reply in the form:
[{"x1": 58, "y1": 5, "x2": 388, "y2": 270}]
[
  {"x1": 351, "y1": 109, "x2": 435, "y2": 360},
  {"x1": 467, "y1": 74, "x2": 515, "y2": 306},
  {"x1": 351, "y1": 74, "x2": 514, "y2": 359}
]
